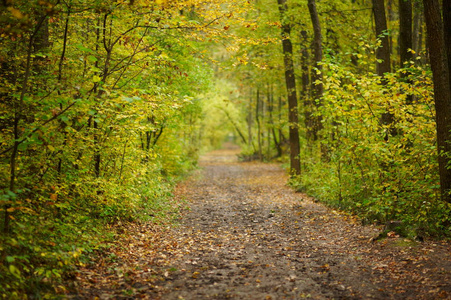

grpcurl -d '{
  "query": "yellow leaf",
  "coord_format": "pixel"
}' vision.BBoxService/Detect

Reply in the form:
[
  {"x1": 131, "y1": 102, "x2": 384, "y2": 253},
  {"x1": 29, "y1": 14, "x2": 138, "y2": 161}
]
[
  {"x1": 8, "y1": 7, "x2": 24, "y2": 19},
  {"x1": 9, "y1": 264, "x2": 21, "y2": 277},
  {"x1": 159, "y1": 52, "x2": 169, "y2": 59}
]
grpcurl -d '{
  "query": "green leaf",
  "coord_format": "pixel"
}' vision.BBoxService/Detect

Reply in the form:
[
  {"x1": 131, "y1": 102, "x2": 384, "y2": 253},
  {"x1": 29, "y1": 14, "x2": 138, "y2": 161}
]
[
  {"x1": 60, "y1": 115, "x2": 69, "y2": 123},
  {"x1": 76, "y1": 43, "x2": 93, "y2": 53},
  {"x1": 88, "y1": 55, "x2": 98, "y2": 63}
]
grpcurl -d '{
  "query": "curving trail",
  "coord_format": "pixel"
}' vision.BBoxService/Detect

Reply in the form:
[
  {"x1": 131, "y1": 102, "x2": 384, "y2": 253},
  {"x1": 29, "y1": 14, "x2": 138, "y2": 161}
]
[{"x1": 71, "y1": 146, "x2": 451, "y2": 299}]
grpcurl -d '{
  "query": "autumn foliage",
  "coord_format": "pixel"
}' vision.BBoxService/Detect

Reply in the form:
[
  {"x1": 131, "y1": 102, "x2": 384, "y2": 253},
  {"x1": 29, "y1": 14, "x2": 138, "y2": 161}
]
[
  {"x1": 0, "y1": 0, "x2": 244, "y2": 297},
  {"x1": 1, "y1": 0, "x2": 451, "y2": 298},
  {"x1": 211, "y1": 0, "x2": 451, "y2": 235}
]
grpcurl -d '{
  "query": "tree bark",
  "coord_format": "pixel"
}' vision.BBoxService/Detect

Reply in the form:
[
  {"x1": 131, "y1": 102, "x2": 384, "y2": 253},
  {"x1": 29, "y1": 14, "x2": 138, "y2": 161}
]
[
  {"x1": 268, "y1": 86, "x2": 282, "y2": 157},
  {"x1": 412, "y1": 1, "x2": 423, "y2": 60},
  {"x1": 300, "y1": 30, "x2": 310, "y2": 99},
  {"x1": 277, "y1": 0, "x2": 301, "y2": 176},
  {"x1": 307, "y1": 0, "x2": 324, "y2": 142},
  {"x1": 399, "y1": 0, "x2": 413, "y2": 104},
  {"x1": 372, "y1": 0, "x2": 391, "y2": 76},
  {"x1": 387, "y1": 0, "x2": 396, "y2": 68},
  {"x1": 308, "y1": 0, "x2": 323, "y2": 100},
  {"x1": 256, "y1": 89, "x2": 263, "y2": 161},
  {"x1": 423, "y1": 0, "x2": 451, "y2": 203},
  {"x1": 247, "y1": 96, "x2": 256, "y2": 153},
  {"x1": 373, "y1": 0, "x2": 395, "y2": 140},
  {"x1": 443, "y1": 0, "x2": 451, "y2": 89},
  {"x1": 300, "y1": 30, "x2": 314, "y2": 142},
  {"x1": 399, "y1": 0, "x2": 413, "y2": 66}
]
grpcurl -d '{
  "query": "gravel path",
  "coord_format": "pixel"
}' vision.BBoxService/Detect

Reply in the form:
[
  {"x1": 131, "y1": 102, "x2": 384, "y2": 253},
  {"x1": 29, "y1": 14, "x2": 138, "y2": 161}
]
[{"x1": 71, "y1": 146, "x2": 451, "y2": 299}]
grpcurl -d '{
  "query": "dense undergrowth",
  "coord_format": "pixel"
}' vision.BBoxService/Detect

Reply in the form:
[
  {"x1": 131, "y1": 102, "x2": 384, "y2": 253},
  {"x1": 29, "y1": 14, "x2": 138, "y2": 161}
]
[
  {"x1": 0, "y1": 1, "x2": 224, "y2": 298},
  {"x1": 0, "y1": 145, "x2": 199, "y2": 299},
  {"x1": 290, "y1": 57, "x2": 451, "y2": 238},
  {"x1": 207, "y1": 0, "x2": 451, "y2": 239}
]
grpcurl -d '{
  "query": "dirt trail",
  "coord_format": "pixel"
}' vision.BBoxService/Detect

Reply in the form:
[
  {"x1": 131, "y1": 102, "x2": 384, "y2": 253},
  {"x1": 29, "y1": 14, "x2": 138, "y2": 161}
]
[{"x1": 71, "y1": 146, "x2": 451, "y2": 299}]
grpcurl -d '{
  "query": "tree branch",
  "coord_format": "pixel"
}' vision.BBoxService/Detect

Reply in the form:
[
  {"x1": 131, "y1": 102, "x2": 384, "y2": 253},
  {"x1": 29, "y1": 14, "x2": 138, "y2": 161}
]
[{"x1": 0, "y1": 101, "x2": 77, "y2": 157}]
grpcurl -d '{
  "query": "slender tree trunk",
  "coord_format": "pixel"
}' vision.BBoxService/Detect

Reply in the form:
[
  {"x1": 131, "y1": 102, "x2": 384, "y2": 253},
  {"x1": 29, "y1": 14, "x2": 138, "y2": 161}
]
[
  {"x1": 268, "y1": 85, "x2": 282, "y2": 157},
  {"x1": 399, "y1": 0, "x2": 413, "y2": 66},
  {"x1": 308, "y1": 0, "x2": 323, "y2": 100},
  {"x1": 373, "y1": 0, "x2": 395, "y2": 140},
  {"x1": 93, "y1": 120, "x2": 101, "y2": 177},
  {"x1": 277, "y1": 0, "x2": 301, "y2": 176},
  {"x1": 300, "y1": 30, "x2": 310, "y2": 98},
  {"x1": 221, "y1": 108, "x2": 247, "y2": 145},
  {"x1": 387, "y1": 0, "x2": 396, "y2": 68},
  {"x1": 262, "y1": 91, "x2": 267, "y2": 158},
  {"x1": 412, "y1": 1, "x2": 423, "y2": 61},
  {"x1": 5, "y1": 116, "x2": 20, "y2": 234},
  {"x1": 151, "y1": 127, "x2": 164, "y2": 148},
  {"x1": 247, "y1": 96, "x2": 254, "y2": 152},
  {"x1": 278, "y1": 96, "x2": 286, "y2": 155},
  {"x1": 93, "y1": 16, "x2": 102, "y2": 177},
  {"x1": 372, "y1": 0, "x2": 392, "y2": 76},
  {"x1": 57, "y1": 6, "x2": 71, "y2": 174},
  {"x1": 423, "y1": 0, "x2": 451, "y2": 203},
  {"x1": 93, "y1": 12, "x2": 114, "y2": 178},
  {"x1": 256, "y1": 89, "x2": 263, "y2": 161},
  {"x1": 399, "y1": 0, "x2": 413, "y2": 104},
  {"x1": 308, "y1": 0, "x2": 324, "y2": 144},
  {"x1": 300, "y1": 30, "x2": 314, "y2": 143}
]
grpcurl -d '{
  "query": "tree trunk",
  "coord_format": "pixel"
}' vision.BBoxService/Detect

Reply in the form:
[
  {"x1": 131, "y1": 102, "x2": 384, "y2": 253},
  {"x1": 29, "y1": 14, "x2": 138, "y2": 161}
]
[
  {"x1": 300, "y1": 30, "x2": 310, "y2": 99},
  {"x1": 308, "y1": 0, "x2": 323, "y2": 100},
  {"x1": 412, "y1": 1, "x2": 423, "y2": 61},
  {"x1": 307, "y1": 0, "x2": 324, "y2": 142},
  {"x1": 277, "y1": 0, "x2": 301, "y2": 176},
  {"x1": 247, "y1": 96, "x2": 255, "y2": 152},
  {"x1": 387, "y1": 0, "x2": 396, "y2": 68},
  {"x1": 278, "y1": 96, "x2": 286, "y2": 155},
  {"x1": 300, "y1": 30, "x2": 314, "y2": 142},
  {"x1": 94, "y1": 120, "x2": 101, "y2": 177},
  {"x1": 372, "y1": 0, "x2": 391, "y2": 76},
  {"x1": 373, "y1": 0, "x2": 395, "y2": 140},
  {"x1": 256, "y1": 89, "x2": 263, "y2": 161},
  {"x1": 423, "y1": 0, "x2": 451, "y2": 203},
  {"x1": 268, "y1": 86, "x2": 282, "y2": 158},
  {"x1": 399, "y1": 0, "x2": 413, "y2": 104},
  {"x1": 221, "y1": 108, "x2": 247, "y2": 145},
  {"x1": 443, "y1": 0, "x2": 451, "y2": 89},
  {"x1": 399, "y1": 0, "x2": 413, "y2": 66}
]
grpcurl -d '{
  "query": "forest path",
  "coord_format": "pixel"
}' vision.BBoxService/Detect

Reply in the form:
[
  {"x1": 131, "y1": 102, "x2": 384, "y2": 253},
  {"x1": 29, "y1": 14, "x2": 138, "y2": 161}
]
[{"x1": 71, "y1": 145, "x2": 451, "y2": 299}]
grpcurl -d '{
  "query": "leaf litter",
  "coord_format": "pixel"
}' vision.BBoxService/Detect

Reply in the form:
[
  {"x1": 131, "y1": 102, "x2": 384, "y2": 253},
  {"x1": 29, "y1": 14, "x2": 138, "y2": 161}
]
[{"x1": 69, "y1": 146, "x2": 451, "y2": 299}]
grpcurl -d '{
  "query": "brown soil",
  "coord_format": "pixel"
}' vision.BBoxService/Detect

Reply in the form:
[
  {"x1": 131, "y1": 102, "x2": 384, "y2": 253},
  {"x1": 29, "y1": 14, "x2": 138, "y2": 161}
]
[{"x1": 70, "y1": 146, "x2": 451, "y2": 299}]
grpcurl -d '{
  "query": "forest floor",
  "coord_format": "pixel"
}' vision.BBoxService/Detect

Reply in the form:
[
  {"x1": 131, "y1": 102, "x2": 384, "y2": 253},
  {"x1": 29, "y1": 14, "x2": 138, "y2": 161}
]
[{"x1": 69, "y1": 144, "x2": 451, "y2": 299}]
